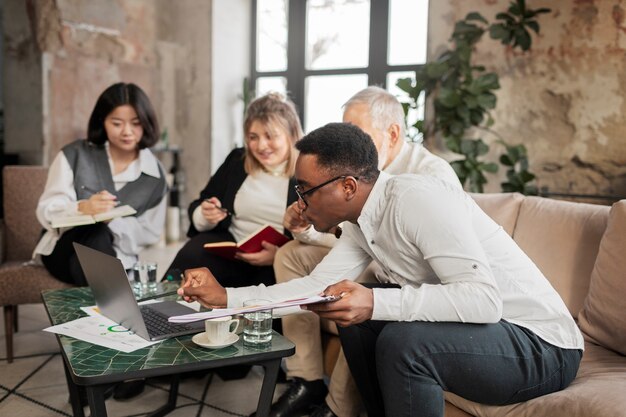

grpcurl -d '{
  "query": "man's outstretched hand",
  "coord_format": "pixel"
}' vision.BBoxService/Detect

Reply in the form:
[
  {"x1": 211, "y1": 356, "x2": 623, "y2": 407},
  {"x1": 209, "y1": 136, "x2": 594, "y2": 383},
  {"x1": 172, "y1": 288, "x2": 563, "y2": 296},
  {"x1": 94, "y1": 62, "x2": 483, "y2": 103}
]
[
  {"x1": 303, "y1": 280, "x2": 374, "y2": 327},
  {"x1": 177, "y1": 267, "x2": 227, "y2": 308}
]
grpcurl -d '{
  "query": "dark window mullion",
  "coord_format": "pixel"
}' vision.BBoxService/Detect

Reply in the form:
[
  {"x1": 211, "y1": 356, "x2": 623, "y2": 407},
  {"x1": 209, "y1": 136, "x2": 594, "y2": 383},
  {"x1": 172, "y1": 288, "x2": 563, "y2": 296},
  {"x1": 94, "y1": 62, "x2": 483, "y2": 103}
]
[
  {"x1": 287, "y1": 0, "x2": 307, "y2": 123},
  {"x1": 368, "y1": 0, "x2": 390, "y2": 87},
  {"x1": 250, "y1": 0, "x2": 259, "y2": 92}
]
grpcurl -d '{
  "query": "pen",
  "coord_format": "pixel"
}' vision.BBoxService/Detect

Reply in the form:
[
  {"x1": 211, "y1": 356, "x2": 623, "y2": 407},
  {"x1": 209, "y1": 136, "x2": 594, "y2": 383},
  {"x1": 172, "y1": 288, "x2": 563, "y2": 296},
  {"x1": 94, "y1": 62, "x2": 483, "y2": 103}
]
[
  {"x1": 136, "y1": 290, "x2": 180, "y2": 302},
  {"x1": 81, "y1": 185, "x2": 120, "y2": 205},
  {"x1": 203, "y1": 199, "x2": 232, "y2": 216}
]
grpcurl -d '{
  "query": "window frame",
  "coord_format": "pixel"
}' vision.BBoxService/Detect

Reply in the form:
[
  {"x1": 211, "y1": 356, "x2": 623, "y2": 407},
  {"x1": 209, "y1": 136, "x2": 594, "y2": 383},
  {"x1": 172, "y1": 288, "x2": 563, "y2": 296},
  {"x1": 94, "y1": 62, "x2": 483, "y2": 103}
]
[{"x1": 250, "y1": 0, "x2": 426, "y2": 126}]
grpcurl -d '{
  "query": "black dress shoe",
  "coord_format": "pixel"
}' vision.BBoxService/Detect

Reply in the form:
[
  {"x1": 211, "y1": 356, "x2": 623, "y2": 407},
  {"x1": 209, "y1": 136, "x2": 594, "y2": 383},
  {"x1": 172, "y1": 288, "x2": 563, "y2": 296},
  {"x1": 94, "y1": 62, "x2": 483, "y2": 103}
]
[
  {"x1": 271, "y1": 377, "x2": 327, "y2": 417},
  {"x1": 310, "y1": 402, "x2": 338, "y2": 417},
  {"x1": 113, "y1": 379, "x2": 146, "y2": 400},
  {"x1": 250, "y1": 377, "x2": 327, "y2": 417}
]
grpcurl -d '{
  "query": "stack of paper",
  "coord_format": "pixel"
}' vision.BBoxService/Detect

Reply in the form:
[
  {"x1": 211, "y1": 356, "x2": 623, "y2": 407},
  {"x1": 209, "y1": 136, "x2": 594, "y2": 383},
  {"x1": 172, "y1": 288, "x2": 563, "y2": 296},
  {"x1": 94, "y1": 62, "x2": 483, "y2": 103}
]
[{"x1": 168, "y1": 294, "x2": 340, "y2": 323}]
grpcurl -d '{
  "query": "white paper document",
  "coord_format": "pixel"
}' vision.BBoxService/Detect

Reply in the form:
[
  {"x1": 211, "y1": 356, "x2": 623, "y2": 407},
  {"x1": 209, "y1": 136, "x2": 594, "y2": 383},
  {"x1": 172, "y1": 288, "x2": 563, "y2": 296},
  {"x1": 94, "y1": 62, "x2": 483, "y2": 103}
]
[
  {"x1": 168, "y1": 294, "x2": 341, "y2": 324},
  {"x1": 44, "y1": 316, "x2": 160, "y2": 353}
]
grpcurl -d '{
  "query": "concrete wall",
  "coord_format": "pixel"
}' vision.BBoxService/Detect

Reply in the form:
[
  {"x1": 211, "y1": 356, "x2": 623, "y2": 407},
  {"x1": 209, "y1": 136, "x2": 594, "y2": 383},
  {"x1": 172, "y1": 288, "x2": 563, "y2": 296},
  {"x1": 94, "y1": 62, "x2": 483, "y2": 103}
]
[
  {"x1": 429, "y1": 0, "x2": 626, "y2": 197},
  {"x1": 3, "y1": 0, "x2": 212, "y2": 205}
]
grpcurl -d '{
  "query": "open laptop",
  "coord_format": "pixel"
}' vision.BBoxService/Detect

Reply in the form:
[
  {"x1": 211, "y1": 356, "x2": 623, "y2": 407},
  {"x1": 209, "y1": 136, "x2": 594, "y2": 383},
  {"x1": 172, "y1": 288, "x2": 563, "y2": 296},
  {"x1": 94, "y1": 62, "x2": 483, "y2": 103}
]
[{"x1": 73, "y1": 242, "x2": 204, "y2": 341}]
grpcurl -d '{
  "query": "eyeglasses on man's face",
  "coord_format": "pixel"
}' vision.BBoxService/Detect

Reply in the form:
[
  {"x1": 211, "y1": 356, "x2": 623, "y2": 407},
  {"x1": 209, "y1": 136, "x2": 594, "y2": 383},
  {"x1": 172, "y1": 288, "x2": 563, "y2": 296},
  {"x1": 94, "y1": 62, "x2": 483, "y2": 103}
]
[{"x1": 294, "y1": 175, "x2": 359, "y2": 207}]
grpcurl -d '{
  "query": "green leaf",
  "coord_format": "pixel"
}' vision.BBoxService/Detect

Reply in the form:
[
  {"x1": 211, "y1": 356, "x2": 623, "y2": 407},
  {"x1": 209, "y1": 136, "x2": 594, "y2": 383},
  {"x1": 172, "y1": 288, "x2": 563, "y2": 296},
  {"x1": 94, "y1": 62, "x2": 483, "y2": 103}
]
[
  {"x1": 450, "y1": 120, "x2": 465, "y2": 136},
  {"x1": 514, "y1": 27, "x2": 532, "y2": 50},
  {"x1": 465, "y1": 12, "x2": 488, "y2": 24},
  {"x1": 489, "y1": 23, "x2": 511, "y2": 41},
  {"x1": 425, "y1": 62, "x2": 449, "y2": 78},
  {"x1": 476, "y1": 73, "x2": 500, "y2": 90},
  {"x1": 476, "y1": 139, "x2": 489, "y2": 156},
  {"x1": 477, "y1": 93, "x2": 497, "y2": 109},
  {"x1": 526, "y1": 20, "x2": 540, "y2": 34},
  {"x1": 482, "y1": 162, "x2": 499, "y2": 173},
  {"x1": 396, "y1": 77, "x2": 414, "y2": 94},
  {"x1": 519, "y1": 170, "x2": 536, "y2": 182},
  {"x1": 464, "y1": 95, "x2": 479, "y2": 109},
  {"x1": 438, "y1": 88, "x2": 462, "y2": 108},
  {"x1": 470, "y1": 109, "x2": 485, "y2": 125},
  {"x1": 495, "y1": 12, "x2": 516, "y2": 23},
  {"x1": 500, "y1": 154, "x2": 513, "y2": 166}
]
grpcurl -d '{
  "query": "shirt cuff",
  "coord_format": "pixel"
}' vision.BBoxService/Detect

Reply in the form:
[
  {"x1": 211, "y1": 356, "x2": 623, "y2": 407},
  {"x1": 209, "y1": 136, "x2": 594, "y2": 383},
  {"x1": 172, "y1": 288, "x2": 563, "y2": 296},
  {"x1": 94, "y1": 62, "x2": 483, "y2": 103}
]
[
  {"x1": 293, "y1": 225, "x2": 337, "y2": 247},
  {"x1": 371, "y1": 287, "x2": 403, "y2": 321},
  {"x1": 192, "y1": 205, "x2": 216, "y2": 232}
]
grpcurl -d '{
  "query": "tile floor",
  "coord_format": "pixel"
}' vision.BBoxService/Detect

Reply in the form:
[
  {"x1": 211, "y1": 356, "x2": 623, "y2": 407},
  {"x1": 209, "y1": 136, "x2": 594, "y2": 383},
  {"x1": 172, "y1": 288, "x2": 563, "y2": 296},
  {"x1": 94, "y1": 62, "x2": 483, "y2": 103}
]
[{"x1": 0, "y1": 303, "x2": 289, "y2": 417}]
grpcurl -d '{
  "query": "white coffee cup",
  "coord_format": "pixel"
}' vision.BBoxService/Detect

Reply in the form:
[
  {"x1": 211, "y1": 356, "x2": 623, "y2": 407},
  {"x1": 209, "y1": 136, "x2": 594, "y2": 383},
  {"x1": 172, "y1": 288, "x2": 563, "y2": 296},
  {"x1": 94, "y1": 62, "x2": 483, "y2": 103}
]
[{"x1": 204, "y1": 316, "x2": 239, "y2": 344}]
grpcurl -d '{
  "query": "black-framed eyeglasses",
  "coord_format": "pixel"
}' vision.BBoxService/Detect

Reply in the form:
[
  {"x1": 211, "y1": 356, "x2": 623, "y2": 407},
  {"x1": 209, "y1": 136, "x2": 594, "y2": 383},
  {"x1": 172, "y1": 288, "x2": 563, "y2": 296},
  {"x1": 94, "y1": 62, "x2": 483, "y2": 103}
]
[{"x1": 294, "y1": 175, "x2": 359, "y2": 207}]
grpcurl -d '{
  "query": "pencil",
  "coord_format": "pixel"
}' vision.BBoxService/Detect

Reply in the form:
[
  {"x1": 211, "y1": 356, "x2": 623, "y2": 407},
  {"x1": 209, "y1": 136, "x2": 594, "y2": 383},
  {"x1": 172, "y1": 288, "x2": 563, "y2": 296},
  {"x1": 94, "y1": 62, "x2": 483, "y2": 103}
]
[{"x1": 136, "y1": 290, "x2": 179, "y2": 302}]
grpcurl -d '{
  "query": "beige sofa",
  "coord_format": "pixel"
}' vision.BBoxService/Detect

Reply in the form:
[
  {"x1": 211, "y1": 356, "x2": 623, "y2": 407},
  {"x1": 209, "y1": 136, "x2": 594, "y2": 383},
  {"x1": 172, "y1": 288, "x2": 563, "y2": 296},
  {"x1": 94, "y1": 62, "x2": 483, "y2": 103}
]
[{"x1": 322, "y1": 193, "x2": 626, "y2": 417}]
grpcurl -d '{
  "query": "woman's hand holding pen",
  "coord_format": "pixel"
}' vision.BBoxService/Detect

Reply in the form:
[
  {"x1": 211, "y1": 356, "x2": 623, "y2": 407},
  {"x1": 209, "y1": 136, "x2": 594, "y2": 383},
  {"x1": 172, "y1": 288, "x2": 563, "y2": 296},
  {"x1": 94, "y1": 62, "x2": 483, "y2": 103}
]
[
  {"x1": 78, "y1": 190, "x2": 118, "y2": 215},
  {"x1": 201, "y1": 197, "x2": 230, "y2": 224}
]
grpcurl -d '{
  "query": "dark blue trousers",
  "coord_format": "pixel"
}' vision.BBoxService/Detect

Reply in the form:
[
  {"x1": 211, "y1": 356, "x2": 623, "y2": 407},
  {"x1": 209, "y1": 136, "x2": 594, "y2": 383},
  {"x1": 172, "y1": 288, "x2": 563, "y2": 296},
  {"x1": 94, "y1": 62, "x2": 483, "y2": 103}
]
[{"x1": 339, "y1": 319, "x2": 581, "y2": 417}]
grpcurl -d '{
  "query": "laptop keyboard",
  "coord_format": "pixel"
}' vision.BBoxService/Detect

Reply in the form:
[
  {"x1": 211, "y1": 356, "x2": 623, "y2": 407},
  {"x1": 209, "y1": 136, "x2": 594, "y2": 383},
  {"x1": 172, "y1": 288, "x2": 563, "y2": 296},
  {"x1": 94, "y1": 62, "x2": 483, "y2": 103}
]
[{"x1": 139, "y1": 305, "x2": 195, "y2": 336}]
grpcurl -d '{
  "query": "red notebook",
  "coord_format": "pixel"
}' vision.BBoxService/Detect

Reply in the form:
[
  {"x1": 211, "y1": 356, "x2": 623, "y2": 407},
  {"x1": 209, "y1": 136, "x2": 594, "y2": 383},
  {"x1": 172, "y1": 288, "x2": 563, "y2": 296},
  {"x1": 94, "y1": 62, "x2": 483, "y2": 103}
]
[{"x1": 203, "y1": 225, "x2": 290, "y2": 260}]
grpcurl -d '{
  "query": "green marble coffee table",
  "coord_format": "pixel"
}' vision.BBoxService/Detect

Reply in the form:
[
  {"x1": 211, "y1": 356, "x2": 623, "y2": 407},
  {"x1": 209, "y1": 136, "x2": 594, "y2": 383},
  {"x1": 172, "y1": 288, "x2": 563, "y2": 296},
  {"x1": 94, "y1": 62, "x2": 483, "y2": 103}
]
[{"x1": 42, "y1": 285, "x2": 295, "y2": 417}]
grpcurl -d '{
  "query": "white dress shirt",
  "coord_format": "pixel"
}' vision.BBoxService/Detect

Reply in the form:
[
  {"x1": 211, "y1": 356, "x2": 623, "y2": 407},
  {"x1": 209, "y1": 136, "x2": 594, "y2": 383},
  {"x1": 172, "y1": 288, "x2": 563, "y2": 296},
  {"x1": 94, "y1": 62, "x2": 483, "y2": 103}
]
[
  {"x1": 293, "y1": 141, "x2": 460, "y2": 247},
  {"x1": 228, "y1": 172, "x2": 584, "y2": 350},
  {"x1": 34, "y1": 143, "x2": 167, "y2": 269}
]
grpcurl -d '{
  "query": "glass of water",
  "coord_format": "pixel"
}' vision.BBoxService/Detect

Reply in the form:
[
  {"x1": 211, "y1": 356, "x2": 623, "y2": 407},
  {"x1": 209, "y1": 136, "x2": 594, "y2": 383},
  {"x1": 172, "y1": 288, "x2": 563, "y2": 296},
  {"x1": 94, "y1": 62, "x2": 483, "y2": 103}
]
[
  {"x1": 243, "y1": 299, "x2": 273, "y2": 349},
  {"x1": 132, "y1": 261, "x2": 158, "y2": 296}
]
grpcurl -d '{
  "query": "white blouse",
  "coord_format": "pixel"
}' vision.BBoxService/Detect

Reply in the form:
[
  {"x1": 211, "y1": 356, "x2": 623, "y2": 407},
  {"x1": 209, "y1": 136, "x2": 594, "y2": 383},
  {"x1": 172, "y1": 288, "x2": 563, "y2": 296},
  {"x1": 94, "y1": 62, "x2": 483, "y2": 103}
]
[{"x1": 34, "y1": 143, "x2": 167, "y2": 269}]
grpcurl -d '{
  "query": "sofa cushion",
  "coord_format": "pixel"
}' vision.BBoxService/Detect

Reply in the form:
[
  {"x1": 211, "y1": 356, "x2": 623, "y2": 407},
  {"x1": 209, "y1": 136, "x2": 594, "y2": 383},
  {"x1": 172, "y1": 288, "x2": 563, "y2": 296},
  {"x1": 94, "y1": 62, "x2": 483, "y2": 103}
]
[
  {"x1": 578, "y1": 200, "x2": 626, "y2": 356},
  {"x1": 512, "y1": 197, "x2": 609, "y2": 317},
  {"x1": 470, "y1": 193, "x2": 524, "y2": 236},
  {"x1": 445, "y1": 341, "x2": 626, "y2": 417}
]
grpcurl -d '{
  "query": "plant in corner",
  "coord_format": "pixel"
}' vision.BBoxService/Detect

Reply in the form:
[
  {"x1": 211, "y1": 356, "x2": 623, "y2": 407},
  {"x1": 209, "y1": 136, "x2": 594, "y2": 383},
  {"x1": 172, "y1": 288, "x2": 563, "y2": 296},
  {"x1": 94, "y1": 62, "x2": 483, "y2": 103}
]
[{"x1": 397, "y1": 0, "x2": 549, "y2": 193}]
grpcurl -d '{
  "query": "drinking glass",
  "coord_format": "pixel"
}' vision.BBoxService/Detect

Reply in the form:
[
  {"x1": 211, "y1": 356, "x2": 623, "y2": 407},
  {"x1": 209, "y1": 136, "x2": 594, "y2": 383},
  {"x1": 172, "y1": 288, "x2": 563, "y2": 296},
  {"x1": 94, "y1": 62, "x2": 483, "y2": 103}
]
[
  {"x1": 242, "y1": 299, "x2": 273, "y2": 349},
  {"x1": 132, "y1": 261, "x2": 158, "y2": 296}
]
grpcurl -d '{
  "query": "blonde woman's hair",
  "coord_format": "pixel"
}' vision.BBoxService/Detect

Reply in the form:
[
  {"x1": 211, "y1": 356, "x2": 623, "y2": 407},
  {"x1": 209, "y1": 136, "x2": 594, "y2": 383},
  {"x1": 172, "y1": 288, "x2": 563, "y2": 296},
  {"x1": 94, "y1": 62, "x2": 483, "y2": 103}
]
[{"x1": 243, "y1": 92, "x2": 303, "y2": 176}]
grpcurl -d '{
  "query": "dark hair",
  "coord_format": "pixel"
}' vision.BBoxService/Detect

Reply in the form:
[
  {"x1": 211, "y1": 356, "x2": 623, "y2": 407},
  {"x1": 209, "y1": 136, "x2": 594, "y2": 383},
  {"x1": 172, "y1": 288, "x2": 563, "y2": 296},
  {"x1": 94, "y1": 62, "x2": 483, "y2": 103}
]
[
  {"x1": 296, "y1": 123, "x2": 379, "y2": 183},
  {"x1": 87, "y1": 83, "x2": 159, "y2": 149}
]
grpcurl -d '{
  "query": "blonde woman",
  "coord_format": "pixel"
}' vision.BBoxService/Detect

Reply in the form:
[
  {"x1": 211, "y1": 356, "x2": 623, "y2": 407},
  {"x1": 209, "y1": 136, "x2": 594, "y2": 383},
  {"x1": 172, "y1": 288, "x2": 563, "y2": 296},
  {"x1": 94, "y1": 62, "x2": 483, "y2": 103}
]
[{"x1": 165, "y1": 93, "x2": 302, "y2": 288}]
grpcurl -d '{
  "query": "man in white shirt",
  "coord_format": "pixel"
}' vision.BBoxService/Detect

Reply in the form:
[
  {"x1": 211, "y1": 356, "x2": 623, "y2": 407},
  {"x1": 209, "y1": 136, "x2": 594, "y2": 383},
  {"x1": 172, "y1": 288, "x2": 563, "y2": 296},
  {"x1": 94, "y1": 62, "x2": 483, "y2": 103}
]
[
  {"x1": 179, "y1": 122, "x2": 583, "y2": 417},
  {"x1": 272, "y1": 86, "x2": 461, "y2": 417}
]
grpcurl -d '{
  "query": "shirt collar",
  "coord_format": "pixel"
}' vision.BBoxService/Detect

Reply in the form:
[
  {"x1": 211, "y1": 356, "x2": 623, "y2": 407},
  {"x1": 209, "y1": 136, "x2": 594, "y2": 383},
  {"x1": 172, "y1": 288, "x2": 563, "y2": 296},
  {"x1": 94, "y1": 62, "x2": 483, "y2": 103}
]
[
  {"x1": 104, "y1": 142, "x2": 161, "y2": 179},
  {"x1": 357, "y1": 171, "x2": 393, "y2": 231}
]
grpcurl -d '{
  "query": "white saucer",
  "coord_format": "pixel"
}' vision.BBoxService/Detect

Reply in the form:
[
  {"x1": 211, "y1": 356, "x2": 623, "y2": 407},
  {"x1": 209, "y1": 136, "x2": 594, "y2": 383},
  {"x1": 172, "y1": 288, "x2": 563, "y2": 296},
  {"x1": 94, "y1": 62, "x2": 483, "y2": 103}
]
[{"x1": 192, "y1": 332, "x2": 239, "y2": 349}]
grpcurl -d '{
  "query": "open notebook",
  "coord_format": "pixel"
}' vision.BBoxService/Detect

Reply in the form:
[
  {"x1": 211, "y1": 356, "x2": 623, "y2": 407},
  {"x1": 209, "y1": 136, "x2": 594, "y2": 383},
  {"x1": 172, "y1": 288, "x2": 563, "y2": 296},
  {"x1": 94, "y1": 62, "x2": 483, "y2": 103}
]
[
  {"x1": 203, "y1": 224, "x2": 289, "y2": 260},
  {"x1": 50, "y1": 205, "x2": 137, "y2": 228}
]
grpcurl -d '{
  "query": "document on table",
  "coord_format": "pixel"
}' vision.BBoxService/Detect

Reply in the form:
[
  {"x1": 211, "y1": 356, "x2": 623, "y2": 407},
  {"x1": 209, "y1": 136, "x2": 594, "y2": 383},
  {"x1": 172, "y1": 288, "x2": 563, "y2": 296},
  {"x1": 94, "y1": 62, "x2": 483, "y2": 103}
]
[
  {"x1": 168, "y1": 294, "x2": 341, "y2": 323},
  {"x1": 44, "y1": 315, "x2": 160, "y2": 353}
]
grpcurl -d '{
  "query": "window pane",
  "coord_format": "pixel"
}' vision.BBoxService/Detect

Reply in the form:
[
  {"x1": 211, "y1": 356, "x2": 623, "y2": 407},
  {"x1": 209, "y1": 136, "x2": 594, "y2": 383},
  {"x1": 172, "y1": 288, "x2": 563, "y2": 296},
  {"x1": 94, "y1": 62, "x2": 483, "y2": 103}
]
[
  {"x1": 387, "y1": 71, "x2": 424, "y2": 141},
  {"x1": 388, "y1": 0, "x2": 428, "y2": 65},
  {"x1": 257, "y1": 0, "x2": 288, "y2": 72},
  {"x1": 256, "y1": 77, "x2": 287, "y2": 97},
  {"x1": 305, "y1": 74, "x2": 368, "y2": 132},
  {"x1": 306, "y1": 0, "x2": 370, "y2": 70}
]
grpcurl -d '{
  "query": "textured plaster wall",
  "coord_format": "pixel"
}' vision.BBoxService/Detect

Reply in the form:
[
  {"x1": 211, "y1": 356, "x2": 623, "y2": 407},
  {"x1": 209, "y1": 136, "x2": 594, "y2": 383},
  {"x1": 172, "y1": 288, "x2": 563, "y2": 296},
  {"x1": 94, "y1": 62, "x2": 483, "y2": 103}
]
[
  {"x1": 429, "y1": 0, "x2": 626, "y2": 197},
  {"x1": 3, "y1": 0, "x2": 211, "y2": 205}
]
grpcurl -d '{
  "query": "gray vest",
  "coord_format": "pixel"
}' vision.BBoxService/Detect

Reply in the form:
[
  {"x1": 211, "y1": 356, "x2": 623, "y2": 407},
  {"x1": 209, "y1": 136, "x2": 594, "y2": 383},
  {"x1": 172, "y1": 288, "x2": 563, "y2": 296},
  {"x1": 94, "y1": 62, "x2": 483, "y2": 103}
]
[{"x1": 62, "y1": 140, "x2": 167, "y2": 216}]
